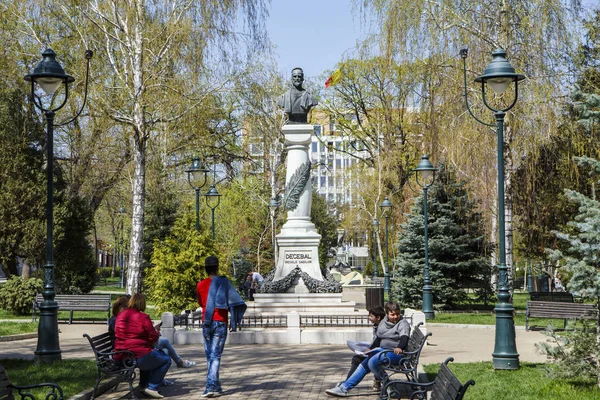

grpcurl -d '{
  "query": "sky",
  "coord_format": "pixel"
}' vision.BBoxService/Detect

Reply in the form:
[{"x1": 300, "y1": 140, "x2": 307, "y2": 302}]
[{"x1": 265, "y1": 0, "x2": 370, "y2": 82}]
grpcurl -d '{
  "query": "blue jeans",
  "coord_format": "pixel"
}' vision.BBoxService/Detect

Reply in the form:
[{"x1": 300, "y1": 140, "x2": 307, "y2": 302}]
[
  {"x1": 138, "y1": 349, "x2": 171, "y2": 391},
  {"x1": 342, "y1": 349, "x2": 403, "y2": 391},
  {"x1": 156, "y1": 337, "x2": 181, "y2": 364},
  {"x1": 203, "y1": 321, "x2": 228, "y2": 391}
]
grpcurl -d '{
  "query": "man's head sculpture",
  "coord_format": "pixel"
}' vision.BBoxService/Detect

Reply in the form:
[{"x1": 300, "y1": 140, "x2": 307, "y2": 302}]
[{"x1": 278, "y1": 67, "x2": 318, "y2": 124}]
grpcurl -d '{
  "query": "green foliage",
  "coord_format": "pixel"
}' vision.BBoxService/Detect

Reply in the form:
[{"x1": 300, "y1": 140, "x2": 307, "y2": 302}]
[
  {"x1": 546, "y1": 156, "x2": 600, "y2": 300},
  {"x1": 52, "y1": 195, "x2": 97, "y2": 294},
  {"x1": 232, "y1": 253, "x2": 254, "y2": 288},
  {"x1": 97, "y1": 268, "x2": 112, "y2": 279},
  {"x1": 146, "y1": 211, "x2": 216, "y2": 315},
  {"x1": 536, "y1": 322, "x2": 600, "y2": 384},
  {"x1": 392, "y1": 165, "x2": 493, "y2": 309},
  {"x1": 0, "y1": 88, "x2": 46, "y2": 275},
  {"x1": 143, "y1": 169, "x2": 180, "y2": 271},
  {"x1": 0, "y1": 276, "x2": 43, "y2": 315},
  {"x1": 311, "y1": 190, "x2": 339, "y2": 268},
  {"x1": 363, "y1": 259, "x2": 382, "y2": 278}
]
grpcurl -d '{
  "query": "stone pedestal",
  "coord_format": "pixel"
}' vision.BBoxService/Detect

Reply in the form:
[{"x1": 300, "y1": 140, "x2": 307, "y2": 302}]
[{"x1": 274, "y1": 124, "x2": 322, "y2": 292}]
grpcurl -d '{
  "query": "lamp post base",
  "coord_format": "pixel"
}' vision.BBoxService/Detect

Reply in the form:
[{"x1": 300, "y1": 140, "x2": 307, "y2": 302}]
[
  {"x1": 34, "y1": 301, "x2": 62, "y2": 363},
  {"x1": 492, "y1": 301, "x2": 520, "y2": 370},
  {"x1": 422, "y1": 285, "x2": 435, "y2": 320}
]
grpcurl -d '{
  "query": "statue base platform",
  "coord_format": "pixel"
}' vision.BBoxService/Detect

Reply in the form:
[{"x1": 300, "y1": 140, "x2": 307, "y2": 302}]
[{"x1": 248, "y1": 293, "x2": 357, "y2": 314}]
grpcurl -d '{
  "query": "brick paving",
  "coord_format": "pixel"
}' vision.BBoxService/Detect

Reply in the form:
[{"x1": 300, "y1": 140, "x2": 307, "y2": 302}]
[{"x1": 0, "y1": 322, "x2": 549, "y2": 399}]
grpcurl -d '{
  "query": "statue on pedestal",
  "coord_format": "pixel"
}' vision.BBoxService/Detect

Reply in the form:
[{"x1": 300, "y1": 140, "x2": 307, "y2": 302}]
[{"x1": 278, "y1": 67, "x2": 318, "y2": 124}]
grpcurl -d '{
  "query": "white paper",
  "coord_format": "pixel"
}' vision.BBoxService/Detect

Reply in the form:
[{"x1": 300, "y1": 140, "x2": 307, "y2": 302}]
[{"x1": 347, "y1": 340, "x2": 371, "y2": 356}]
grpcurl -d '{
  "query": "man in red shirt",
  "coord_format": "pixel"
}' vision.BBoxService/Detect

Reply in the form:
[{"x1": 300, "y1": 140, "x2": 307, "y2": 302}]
[{"x1": 196, "y1": 256, "x2": 246, "y2": 398}]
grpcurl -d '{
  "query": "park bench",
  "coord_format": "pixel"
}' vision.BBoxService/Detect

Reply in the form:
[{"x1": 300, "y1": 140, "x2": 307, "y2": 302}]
[
  {"x1": 525, "y1": 300, "x2": 598, "y2": 331},
  {"x1": 32, "y1": 294, "x2": 111, "y2": 324},
  {"x1": 0, "y1": 364, "x2": 64, "y2": 400},
  {"x1": 377, "y1": 322, "x2": 432, "y2": 383},
  {"x1": 83, "y1": 331, "x2": 137, "y2": 400},
  {"x1": 529, "y1": 291, "x2": 574, "y2": 302},
  {"x1": 380, "y1": 357, "x2": 474, "y2": 400}
]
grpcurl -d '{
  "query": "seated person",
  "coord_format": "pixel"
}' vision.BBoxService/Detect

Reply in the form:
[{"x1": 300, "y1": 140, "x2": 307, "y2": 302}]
[
  {"x1": 242, "y1": 275, "x2": 253, "y2": 299},
  {"x1": 326, "y1": 301, "x2": 410, "y2": 398},
  {"x1": 342, "y1": 306, "x2": 385, "y2": 391},
  {"x1": 114, "y1": 293, "x2": 171, "y2": 399},
  {"x1": 251, "y1": 271, "x2": 264, "y2": 288},
  {"x1": 109, "y1": 296, "x2": 196, "y2": 387}
]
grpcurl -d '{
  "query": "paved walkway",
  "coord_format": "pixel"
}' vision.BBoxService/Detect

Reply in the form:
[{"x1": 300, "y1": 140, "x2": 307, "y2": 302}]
[{"x1": 0, "y1": 323, "x2": 550, "y2": 399}]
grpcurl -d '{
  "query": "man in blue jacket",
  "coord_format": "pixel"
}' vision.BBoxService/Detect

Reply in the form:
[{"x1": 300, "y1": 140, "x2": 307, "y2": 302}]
[{"x1": 196, "y1": 256, "x2": 247, "y2": 398}]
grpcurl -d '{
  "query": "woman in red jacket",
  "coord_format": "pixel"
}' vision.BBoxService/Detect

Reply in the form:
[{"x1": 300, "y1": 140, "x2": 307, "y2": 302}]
[{"x1": 114, "y1": 293, "x2": 170, "y2": 399}]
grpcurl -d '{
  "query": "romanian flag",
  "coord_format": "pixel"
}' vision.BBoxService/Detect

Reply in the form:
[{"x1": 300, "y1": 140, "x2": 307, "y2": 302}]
[{"x1": 325, "y1": 68, "x2": 342, "y2": 88}]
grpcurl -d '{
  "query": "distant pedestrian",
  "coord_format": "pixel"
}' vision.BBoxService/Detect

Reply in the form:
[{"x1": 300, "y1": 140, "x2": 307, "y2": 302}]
[
  {"x1": 196, "y1": 256, "x2": 247, "y2": 398},
  {"x1": 251, "y1": 271, "x2": 264, "y2": 289}
]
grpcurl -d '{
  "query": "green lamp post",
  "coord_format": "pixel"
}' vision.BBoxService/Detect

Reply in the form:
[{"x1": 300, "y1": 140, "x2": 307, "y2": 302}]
[
  {"x1": 380, "y1": 198, "x2": 393, "y2": 300},
  {"x1": 185, "y1": 157, "x2": 209, "y2": 231},
  {"x1": 116, "y1": 207, "x2": 126, "y2": 289},
  {"x1": 24, "y1": 48, "x2": 93, "y2": 362},
  {"x1": 414, "y1": 155, "x2": 438, "y2": 320},
  {"x1": 372, "y1": 218, "x2": 379, "y2": 279},
  {"x1": 269, "y1": 197, "x2": 280, "y2": 262},
  {"x1": 461, "y1": 47, "x2": 524, "y2": 370},
  {"x1": 205, "y1": 184, "x2": 222, "y2": 241}
]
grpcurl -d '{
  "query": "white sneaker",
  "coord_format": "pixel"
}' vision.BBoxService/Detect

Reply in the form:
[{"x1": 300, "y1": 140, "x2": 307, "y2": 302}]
[
  {"x1": 142, "y1": 388, "x2": 164, "y2": 399},
  {"x1": 177, "y1": 359, "x2": 196, "y2": 368}
]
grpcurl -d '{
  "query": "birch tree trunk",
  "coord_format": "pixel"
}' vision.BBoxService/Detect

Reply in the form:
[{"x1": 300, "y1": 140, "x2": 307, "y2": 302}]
[{"x1": 128, "y1": 137, "x2": 147, "y2": 294}]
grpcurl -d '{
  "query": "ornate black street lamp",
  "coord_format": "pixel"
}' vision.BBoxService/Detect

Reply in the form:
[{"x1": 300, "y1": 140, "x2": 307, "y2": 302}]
[
  {"x1": 116, "y1": 207, "x2": 126, "y2": 289},
  {"x1": 414, "y1": 155, "x2": 437, "y2": 320},
  {"x1": 380, "y1": 198, "x2": 393, "y2": 300},
  {"x1": 205, "y1": 184, "x2": 221, "y2": 241},
  {"x1": 24, "y1": 48, "x2": 92, "y2": 362},
  {"x1": 185, "y1": 156, "x2": 209, "y2": 231},
  {"x1": 461, "y1": 47, "x2": 524, "y2": 370},
  {"x1": 269, "y1": 197, "x2": 280, "y2": 261},
  {"x1": 372, "y1": 218, "x2": 379, "y2": 279}
]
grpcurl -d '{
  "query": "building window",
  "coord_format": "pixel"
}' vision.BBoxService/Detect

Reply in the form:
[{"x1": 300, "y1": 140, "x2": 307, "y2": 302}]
[
  {"x1": 314, "y1": 125, "x2": 322, "y2": 136},
  {"x1": 320, "y1": 176, "x2": 326, "y2": 186},
  {"x1": 312, "y1": 142, "x2": 317, "y2": 153}
]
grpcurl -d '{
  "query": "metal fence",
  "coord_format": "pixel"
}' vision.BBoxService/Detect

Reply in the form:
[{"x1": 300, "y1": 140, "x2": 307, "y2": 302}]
[
  {"x1": 300, "y1": 315, "x2": 372, "y2": 327},
  {"x1": 171, "y1": 312, "x2": 402, "y2": 329}
]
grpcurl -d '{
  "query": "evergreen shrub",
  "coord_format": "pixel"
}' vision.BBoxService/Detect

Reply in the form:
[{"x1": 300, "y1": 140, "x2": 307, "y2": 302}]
[{"x1": 0, "y1": 276, "x2": 43, "y2": 315}]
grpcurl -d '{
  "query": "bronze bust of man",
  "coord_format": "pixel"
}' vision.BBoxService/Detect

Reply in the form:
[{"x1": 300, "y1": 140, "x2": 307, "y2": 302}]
[{"x1": 278, "y1": 67, "x2": 318, "y2": 124}]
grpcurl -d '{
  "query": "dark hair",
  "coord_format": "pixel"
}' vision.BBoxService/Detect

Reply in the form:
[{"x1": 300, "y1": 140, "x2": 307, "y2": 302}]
[
  {"x1": 112, "y1": 295, "x2": 130, "y2": 317},
  {"x1": 205, "y1": 256, "x2": 219, "y2": 275},
  {"x1": 292, "y1": 67, "x2": 304, "y2": 75},
  {"x1": 368, "y1": 306, "x2": 385, "y2": 320},
  {"x1": 384, "y1": 301, "x2": 402, "y2": 314}
]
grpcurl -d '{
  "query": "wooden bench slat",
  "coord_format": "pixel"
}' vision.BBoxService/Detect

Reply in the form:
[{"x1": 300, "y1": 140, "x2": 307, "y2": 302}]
[
  {"x1": 83, "y1": 332, "x2": 137, "y2": 398},
  {"x1": 33, "y1": 294, "x2": 111, "y2": 325},
  {"x1": 384, "y1": 358, "x2": 474, "y2": 400},
  {"x1": 526, "y1": 300, "x2": 598, "y2": 330}
]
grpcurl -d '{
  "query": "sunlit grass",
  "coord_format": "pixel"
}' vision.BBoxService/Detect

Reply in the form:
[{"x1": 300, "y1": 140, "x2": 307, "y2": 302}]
[
  {"x1": 422, "y1": 361, "x2": 600, "y2": 400},
  {"x1": 0, "y1": 359, "x2": 97, "y2": 399}
]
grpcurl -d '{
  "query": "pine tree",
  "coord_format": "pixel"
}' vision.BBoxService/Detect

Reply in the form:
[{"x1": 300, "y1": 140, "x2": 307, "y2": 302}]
[
  {"x1": 547, "y1": 156, "x2": 600, "y2": 299},
  {"x1": 392, "y1": 165, "x2": 493, "y2": 309}
]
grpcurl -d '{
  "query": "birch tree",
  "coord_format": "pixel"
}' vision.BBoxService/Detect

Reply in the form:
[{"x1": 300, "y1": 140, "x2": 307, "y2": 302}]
[{"x1": 76, "y1": 0, "x2": 267, "y2": 294}]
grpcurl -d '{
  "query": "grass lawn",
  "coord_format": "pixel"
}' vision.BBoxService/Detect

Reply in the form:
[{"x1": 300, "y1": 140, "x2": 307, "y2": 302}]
[
  {"x1": 0, "y1": 359, "x2": 97, "y2": 398},
  {"x1": 423, "y1": 361, "x2": 600, "y2": 399},
  {"x1": 0, "y1": 321, "x2": 38, "y2": 336}
]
